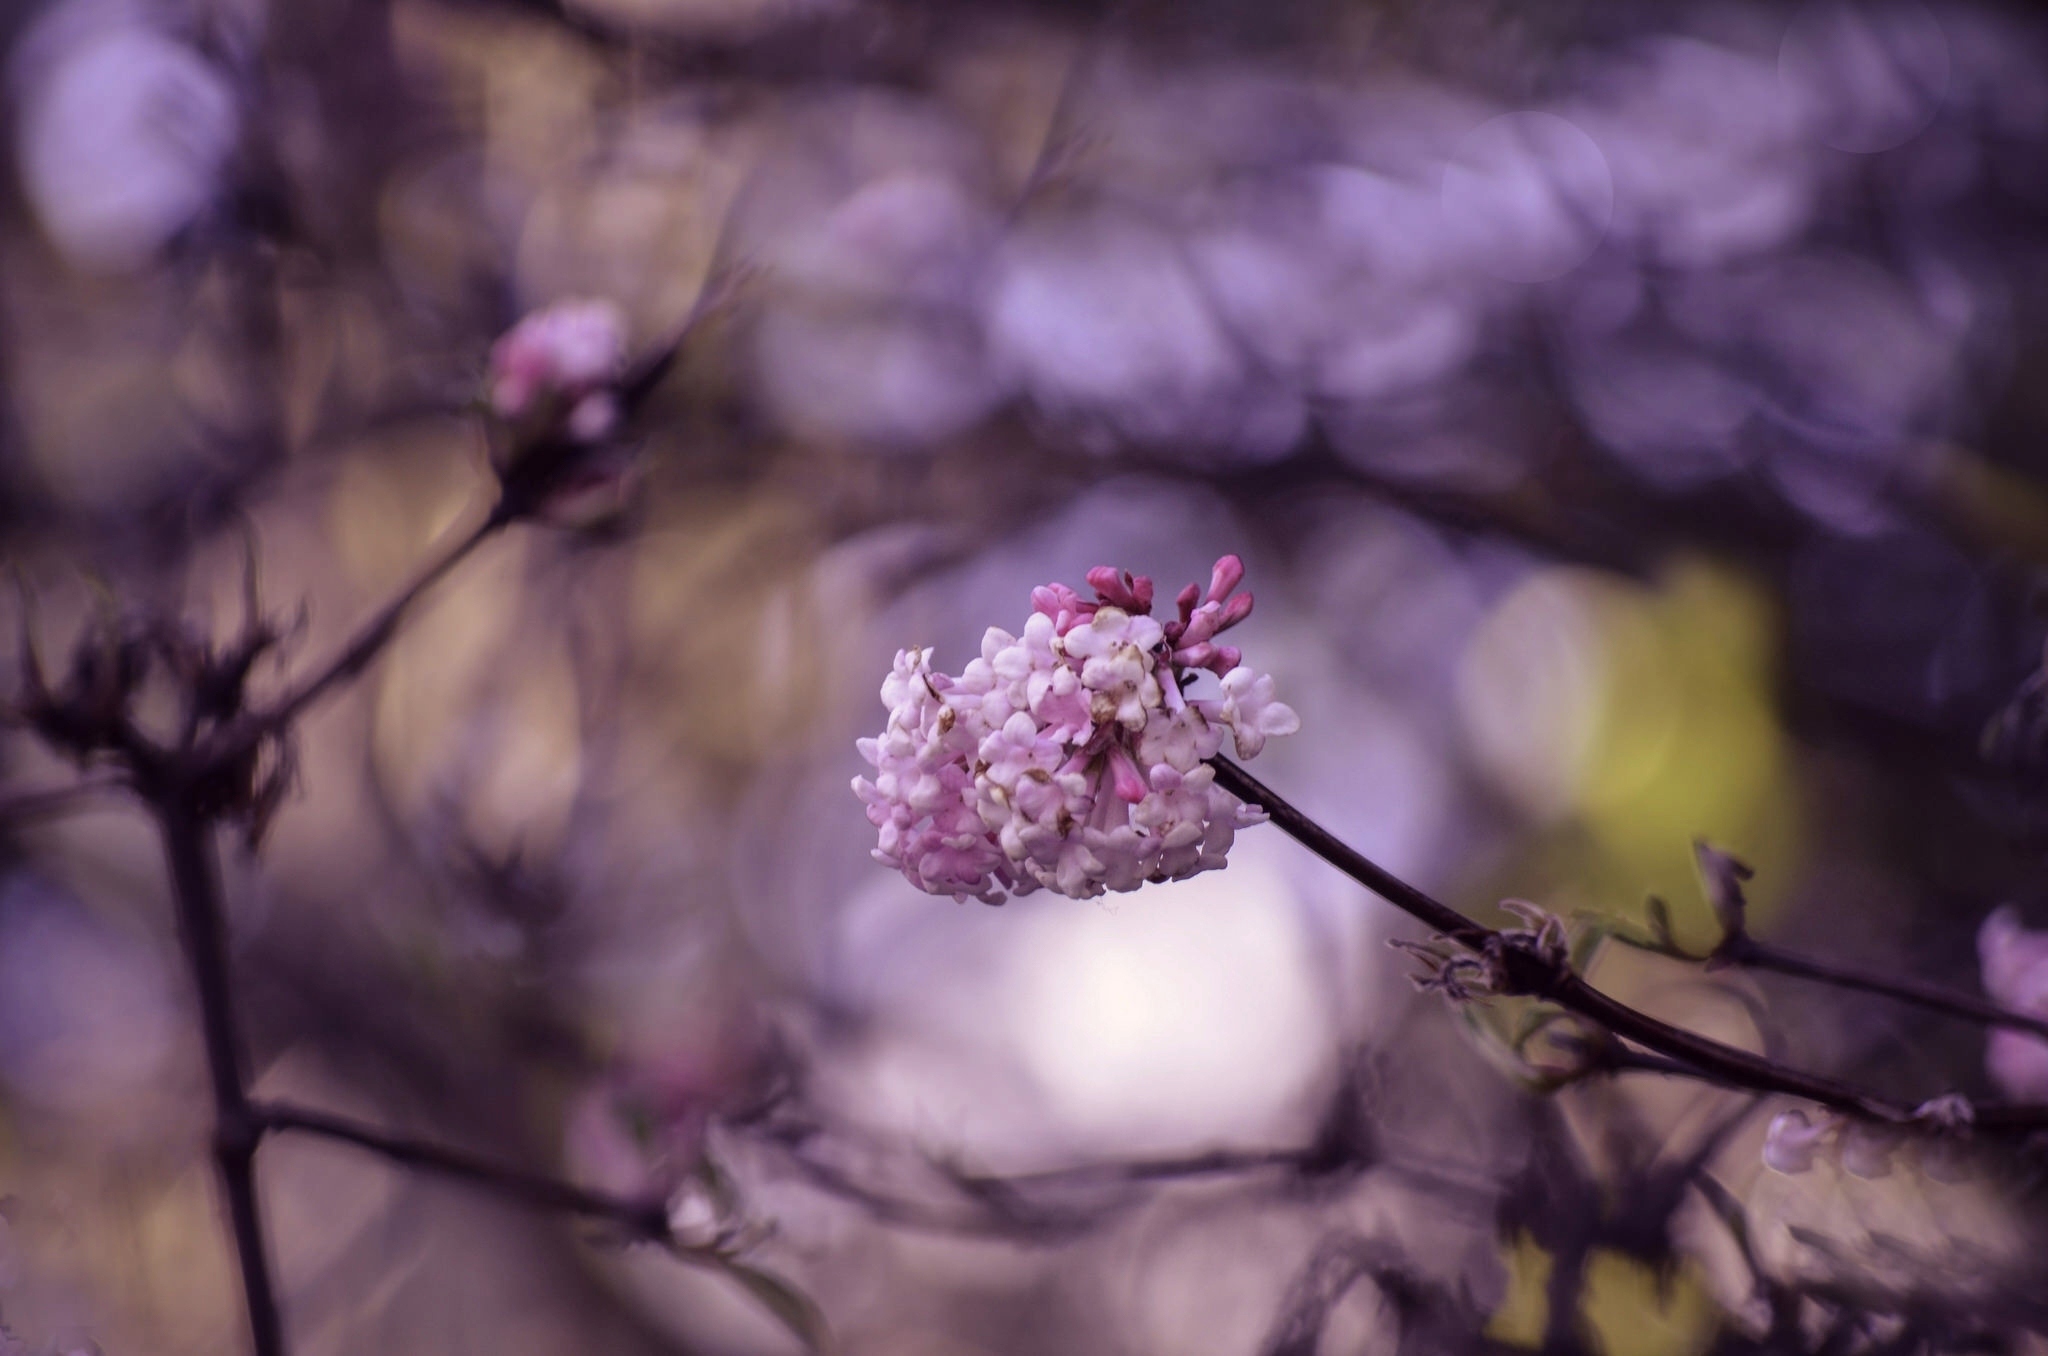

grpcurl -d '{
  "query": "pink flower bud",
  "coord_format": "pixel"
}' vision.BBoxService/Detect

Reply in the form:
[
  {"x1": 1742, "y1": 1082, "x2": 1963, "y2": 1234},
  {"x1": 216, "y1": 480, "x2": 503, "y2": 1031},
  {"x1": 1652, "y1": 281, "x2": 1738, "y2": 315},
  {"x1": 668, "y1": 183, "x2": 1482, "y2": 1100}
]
[
  {"x1": 487, "y1": 298, "x2": 628, "y2": 433},
  {"x1": 1086, "y1": 566, "x2": 1154, "y2": 614},
  {"x1": 1106, "y1": 744, "x2": 1149, "y2": 803},
  {"x1": 1206, "y1": 554, "x2": 1246, "y2": 605}
]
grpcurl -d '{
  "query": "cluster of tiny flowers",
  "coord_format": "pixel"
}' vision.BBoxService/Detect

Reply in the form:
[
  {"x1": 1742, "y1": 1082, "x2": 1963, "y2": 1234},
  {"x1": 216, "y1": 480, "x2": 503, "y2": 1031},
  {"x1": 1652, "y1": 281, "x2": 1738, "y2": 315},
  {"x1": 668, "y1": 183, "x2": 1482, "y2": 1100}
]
[
  {"x1": 854, "y1": 556, "x2": 1299, "y2": 903},
  {"x1": 488, "y1": 297, "x2": 627, "y2": 443}
]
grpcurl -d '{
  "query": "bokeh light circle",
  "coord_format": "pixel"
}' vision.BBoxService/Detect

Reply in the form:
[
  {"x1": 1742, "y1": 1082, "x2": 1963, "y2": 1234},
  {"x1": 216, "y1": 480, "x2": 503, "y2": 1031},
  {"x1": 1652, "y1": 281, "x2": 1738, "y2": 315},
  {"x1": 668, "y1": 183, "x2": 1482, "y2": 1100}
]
[{"x1": 1440, "y1": 112, "x2": 1614, "y2": 284}]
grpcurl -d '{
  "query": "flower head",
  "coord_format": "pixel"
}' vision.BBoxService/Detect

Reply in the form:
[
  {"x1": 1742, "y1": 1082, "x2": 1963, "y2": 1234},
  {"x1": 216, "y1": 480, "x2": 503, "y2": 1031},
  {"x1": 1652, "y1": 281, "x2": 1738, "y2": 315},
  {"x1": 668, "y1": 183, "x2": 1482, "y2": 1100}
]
[
  {"x1": 853, "y1": 555, "x2": 1297, "y2": 902},
  {"x1": 488, "y1": 298, "x2": 628, "y2": 442}
]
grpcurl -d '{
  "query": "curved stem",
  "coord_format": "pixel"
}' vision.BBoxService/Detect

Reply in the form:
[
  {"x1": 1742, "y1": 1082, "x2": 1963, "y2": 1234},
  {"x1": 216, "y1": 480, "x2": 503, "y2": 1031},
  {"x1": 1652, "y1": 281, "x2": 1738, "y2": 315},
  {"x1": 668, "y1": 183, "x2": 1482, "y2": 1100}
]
[
  {"x1": 1546, "y1": 973, "x2": 1890, "y2": 1114},
  {"x1": 1207, "y1": 755, "x2": 2048, "y2": 1132},
  {"x1": 1206, "y1": 757, "x2": 1490, "y2": 950}
]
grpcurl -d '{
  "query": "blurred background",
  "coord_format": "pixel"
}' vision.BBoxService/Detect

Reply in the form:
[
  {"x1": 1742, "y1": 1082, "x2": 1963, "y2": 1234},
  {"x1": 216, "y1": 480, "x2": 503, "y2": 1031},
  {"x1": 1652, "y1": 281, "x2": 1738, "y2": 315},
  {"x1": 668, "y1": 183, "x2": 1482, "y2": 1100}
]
[{"x1": 2, "y1": 0, "x2": 2048, "y2": 1351}]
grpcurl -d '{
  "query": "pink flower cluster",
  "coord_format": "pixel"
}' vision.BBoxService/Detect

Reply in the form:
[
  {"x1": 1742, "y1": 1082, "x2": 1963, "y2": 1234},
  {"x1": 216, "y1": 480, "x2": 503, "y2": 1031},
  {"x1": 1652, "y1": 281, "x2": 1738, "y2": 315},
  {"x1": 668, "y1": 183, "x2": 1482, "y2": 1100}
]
[
  {"x1": 487, "y1": 298, "x2": 627, "y2": 443},
  {"x1": 854, "y1": 556, "x2": 1299, "y2": 903}
]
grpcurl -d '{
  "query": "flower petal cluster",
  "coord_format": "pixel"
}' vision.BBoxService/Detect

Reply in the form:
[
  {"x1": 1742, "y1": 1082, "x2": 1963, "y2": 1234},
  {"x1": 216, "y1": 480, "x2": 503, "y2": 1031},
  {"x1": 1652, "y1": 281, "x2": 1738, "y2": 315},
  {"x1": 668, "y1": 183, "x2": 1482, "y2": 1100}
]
[
  {"x1": 1978, "y1": 905, "x2": 2048, "y2": 1100},
  {"x1": 854, "y1": 555, "x2": 1298, "y2": 902},
  {"x1": 488, "y1": 298, "x2": 628, "y2": 442}
]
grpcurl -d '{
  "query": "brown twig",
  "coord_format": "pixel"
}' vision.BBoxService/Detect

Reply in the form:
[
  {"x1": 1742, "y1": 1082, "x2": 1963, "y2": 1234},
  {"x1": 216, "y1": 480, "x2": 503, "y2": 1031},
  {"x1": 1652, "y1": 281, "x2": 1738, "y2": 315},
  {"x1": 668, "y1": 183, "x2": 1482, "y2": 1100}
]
[
  {"x1": 150, "y1": 787, "x2": 286, "y2": 1356},
  {"x1": 1207, "y1": 755, "x2": 2048, "y2": 1133},
  {"x1": 209, "y1": 502, "x2": 512, "y2": 764},
  {"x1": 1720, "y1": 933, "x2": 2048, "y2": 1044}
]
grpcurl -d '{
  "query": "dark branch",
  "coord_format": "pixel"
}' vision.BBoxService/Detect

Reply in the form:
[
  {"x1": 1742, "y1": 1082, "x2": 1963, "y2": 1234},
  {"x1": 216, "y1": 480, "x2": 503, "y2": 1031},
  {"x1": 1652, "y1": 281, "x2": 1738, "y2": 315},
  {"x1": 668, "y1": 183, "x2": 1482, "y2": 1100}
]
[
  {"x1": 212, "y1": 503, "x2": 511, "y2": 762},
  {"x1": 154, "y1": 793, "x2": 286, "y2": 1356},
  {"x1": 1723, "y1": 934, "x2": 2048, "y2": 1044},
  {"x1": 1206, "y1": 756, "x2": 1490, "y2": 950},
  {"x1": 1207, "y1": 755, "x2": 2048, "y2": 1133}
]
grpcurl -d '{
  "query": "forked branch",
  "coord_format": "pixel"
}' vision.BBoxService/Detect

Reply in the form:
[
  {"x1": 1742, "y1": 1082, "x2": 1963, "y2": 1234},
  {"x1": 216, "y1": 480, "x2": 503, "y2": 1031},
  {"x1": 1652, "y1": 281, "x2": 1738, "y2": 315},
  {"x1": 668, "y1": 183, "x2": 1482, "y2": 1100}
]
[{"x1": 1205, "y1": 756, "x2": 2048, "y2": 1134}]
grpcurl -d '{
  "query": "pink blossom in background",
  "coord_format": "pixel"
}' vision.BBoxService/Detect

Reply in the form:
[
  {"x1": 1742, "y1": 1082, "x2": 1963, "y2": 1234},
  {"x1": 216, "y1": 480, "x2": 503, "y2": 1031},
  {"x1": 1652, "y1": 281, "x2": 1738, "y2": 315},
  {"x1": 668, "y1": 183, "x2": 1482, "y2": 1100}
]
[
  {"x1": 488, "y1": 298, "x2": 629, "y2": 441},
  {"x1": 1836, "y1": 1120, "x2": 1902, "y2": 1180},
  {"x1": 853, "y1": 555, "x2": 1299, "y2": 903},
  {"x1": 1761, "y1": 1108, "x2": 1913, "y2": 1179},
  {"x1": 1977, "y1": 905, "x2": 2048, "y2": 1101},
  {"x1": 564, "y1": 1056, "x2": 721, "y2": 1202},
  {"x1": 1762, "y1": 1108, "x2": 1826, "y2": 1174}
]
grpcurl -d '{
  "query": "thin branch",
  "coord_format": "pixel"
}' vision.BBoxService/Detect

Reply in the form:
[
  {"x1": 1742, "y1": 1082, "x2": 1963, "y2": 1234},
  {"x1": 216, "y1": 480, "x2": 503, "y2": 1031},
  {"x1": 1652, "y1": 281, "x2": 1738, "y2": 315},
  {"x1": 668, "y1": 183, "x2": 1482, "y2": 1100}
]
[
  {"x1": 1546, "y1": 974, "x2": 1895, "y2": 1114},
  {"x1": 760, "y1": 1103, "x2": 1497, "y2": 1240},
  {"x1": 213, "y1": 502, "x2": 511, "y2": 761},
  {"x1": 1206, "y1": 757, "x2": 1490, "y2": 950},
  {"x1": 254, "y1": 1100, "x2": 676, "y2": 1244},
  {"x1": 1206, "y1": 756, "x2": 2048, "y2": 1133},
  {"x1": 956, "y1": 1144, "x2": 1499, "y2": 1216},
  {"x1": 1723, "y1": 934, "x2": 2048, "y2": 1044},
  {"x1": 0, "y1": 769, "x2": 130, "y2": 825}
]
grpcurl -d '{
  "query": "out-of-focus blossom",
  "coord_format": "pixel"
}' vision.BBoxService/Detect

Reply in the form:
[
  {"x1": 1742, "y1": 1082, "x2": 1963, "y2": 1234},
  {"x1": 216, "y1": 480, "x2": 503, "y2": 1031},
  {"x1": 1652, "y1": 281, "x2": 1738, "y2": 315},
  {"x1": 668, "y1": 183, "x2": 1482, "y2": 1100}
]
[
  {"x1": 1917, "y1": 1133, "x2": 1974, "y2": 1184},
  {"x1": 1763, "y1": 1108, "x2": 1828, "y2": 1174},
  {"x1": 1438, "y1": 112, "x2": 1614, "y2": 284},
  {"x1": 986, "y1": 220, "x2": 1267, "y2": 449},
  {"x1": 1762, "y1": 1108, "x2": 1900, "y2": 1178},
  {"x1": 12, "y1": 3, "x2": 238, "y2": 273},
  {"x1": 1778, "y1": 0, "x2": 1951, "y2": 155},
  {"x1": 487, "y1": 298, "x2": 629, "y2": 440},
  {"x1": 1977, "y1": 905, "x2": 2048, "y2": 1100},
  {"x1": 753, "y1": 167, "x2": 1005, "y2": 447},
  {"x1": 1576, "y1": 36, "x2": 1814, "y2": 270},
  {"x1": 0, "y1": 881, "x2": 177, "y2": 1122},
  {"x1": 853, "y1": 555, "x2": 1298, "y2": 903},
  {"x1": 1764, "y1": 1106, "x2": 1967, "y2": 1180},
  {"x1": 1837, "y1": 1120, "x2": 1902, "y2": 1179},
  {"x1": 565, "y1": 1060, "x2": 715, "y2": 1202}
]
